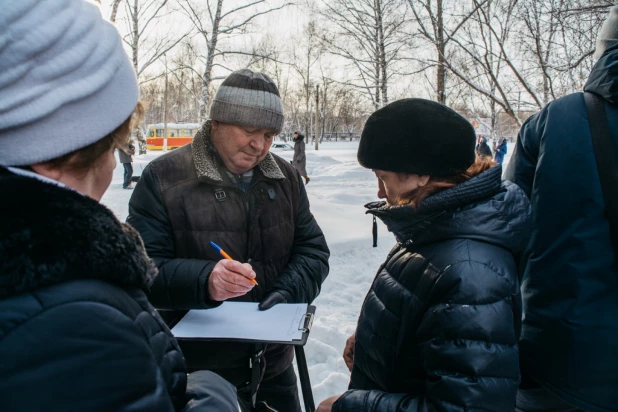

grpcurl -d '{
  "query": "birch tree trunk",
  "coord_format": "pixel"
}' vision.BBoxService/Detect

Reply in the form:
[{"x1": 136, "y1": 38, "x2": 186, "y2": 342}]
[
  {"x1": 131, "y1": 0, "x2": 139, "y2": 73},
  {"x1": 199, "y1": 0, "x2": 223, "y2": 123},
  {"x1": 110, "y1": 0, "x2": 122, "y2": 23}
]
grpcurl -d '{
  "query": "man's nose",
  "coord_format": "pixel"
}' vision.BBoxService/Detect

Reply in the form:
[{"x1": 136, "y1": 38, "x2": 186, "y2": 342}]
[{"x1": 250, "y1": 136, "x2": 264, "y2": 152}]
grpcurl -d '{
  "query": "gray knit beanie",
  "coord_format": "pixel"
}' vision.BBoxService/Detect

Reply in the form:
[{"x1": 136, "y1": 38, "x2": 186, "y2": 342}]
[
  {"x1": 0, "y1": 0, "x2": 139, "y2": 166},
  {"x1": 594, "y1": 6, "x2": 618, "y2": 60},
  {"x1": 210, "y1": 69, "x2": 284, "y2": 134}
]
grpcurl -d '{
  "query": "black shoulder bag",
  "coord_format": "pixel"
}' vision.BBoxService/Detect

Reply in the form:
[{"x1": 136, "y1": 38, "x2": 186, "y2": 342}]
[{"x1": 584, "y1": 92, "x2": 618, "y2": 268}]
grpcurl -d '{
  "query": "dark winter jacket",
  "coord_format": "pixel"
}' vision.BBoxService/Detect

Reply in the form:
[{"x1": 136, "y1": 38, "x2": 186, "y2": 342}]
[
  {"x1": 0, "y1": 168, "x2": 239, "y2": 412},
  {"x1": 504, "y1": 43, "x2": 618, "y2": 412},
  {"x1": 476, "y1": 138, "x2": 493, "y2": 159},
  {"x1": 494, "y1": 141, "x2": 508, "y2": 164},
  {"x1": 292, "y1": 134, "x2": 307, "y2": 176},
  {"x1": 127, "y1": 121, "x2": 329, "y2": 385},
  {"x1": 333, "y1": 166, "x2": 532, "y2": 412},
  {"x1": 119, "y1": 143, "x2": 135, "y2": 163}
]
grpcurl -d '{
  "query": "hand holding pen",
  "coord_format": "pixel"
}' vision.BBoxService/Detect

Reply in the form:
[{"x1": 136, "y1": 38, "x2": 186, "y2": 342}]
[{"x1": 207, "y1": 241, "x2": 258, "y2": 301}]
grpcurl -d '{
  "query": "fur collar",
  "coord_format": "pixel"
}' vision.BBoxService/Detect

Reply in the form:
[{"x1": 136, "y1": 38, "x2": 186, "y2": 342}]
[
  {"x1": 191, "y1": 120, "x2": 285, "y2": 182},
  {"x1": 0, "y1": 169, "x2": 157, "y2": 299}
]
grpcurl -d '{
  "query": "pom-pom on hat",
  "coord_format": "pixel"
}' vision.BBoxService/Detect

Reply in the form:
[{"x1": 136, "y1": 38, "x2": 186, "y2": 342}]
[
  {"x1": 209, "y1": 69, "x2": 284, "y2": 134},
  {"x1": 594, "y1": 6, "x2": 618, "y2": 60},
  {"x1": 0, "y1": 0, "x2": 139, "y2": 167},
  {"x1": 357, "y1": 98, "x2": 476, "y2": 177}
]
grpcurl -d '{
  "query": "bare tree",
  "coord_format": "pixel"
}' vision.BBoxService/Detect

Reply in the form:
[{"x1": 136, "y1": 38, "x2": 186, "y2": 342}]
[
  {"x1": 110, "y1": 0, "x2": 122, "y2": 22},
  {"x1": 289, "y1": 21, "x2": 322, "y2": 138},
  {"x1": 320, "y1": 0, "x2": 408, "y2": 109},
  {"x1": 122, "y1": 0, "x2": 189, "y2": 79},
  {"x1": 407, "y1": 0, "x2": 489, "y2": 103},
  {"x1": 178, "y1": 0, "x2": 291, "y2": 122}
]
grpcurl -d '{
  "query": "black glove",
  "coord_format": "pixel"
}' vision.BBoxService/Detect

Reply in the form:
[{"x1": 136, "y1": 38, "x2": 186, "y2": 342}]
[{"x1": 258, "y1": 290, "x2": 291, "y2": 311}]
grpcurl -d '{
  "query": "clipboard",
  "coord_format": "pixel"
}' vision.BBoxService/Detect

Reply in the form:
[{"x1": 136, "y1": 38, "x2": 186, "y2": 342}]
[{"x1": 170, "y1": 304, "x2": 316, "y2": 412}]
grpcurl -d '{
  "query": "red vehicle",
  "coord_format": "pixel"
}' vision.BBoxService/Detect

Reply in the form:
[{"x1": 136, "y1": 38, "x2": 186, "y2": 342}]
[{"x1": 146, "y1": 123, "x2": 200, "y2": 150}]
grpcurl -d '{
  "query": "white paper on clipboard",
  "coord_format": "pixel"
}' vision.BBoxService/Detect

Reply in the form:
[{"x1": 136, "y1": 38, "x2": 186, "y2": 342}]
[{"x1": 171, "y1": 302, "x2": 309, "y2": 342}]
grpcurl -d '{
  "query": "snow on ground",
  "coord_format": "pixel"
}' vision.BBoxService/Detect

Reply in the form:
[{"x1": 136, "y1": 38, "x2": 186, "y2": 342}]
[{"x1": 101, "y1": 140, "x2": 514, "y2": 408}]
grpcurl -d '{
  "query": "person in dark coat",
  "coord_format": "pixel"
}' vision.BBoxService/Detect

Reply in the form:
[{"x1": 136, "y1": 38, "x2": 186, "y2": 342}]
[
  {"x1": 127, "y1": 69, "x2": 330, "y2": 412},
  {"x1": 505, "y1": 7, "x2": 618, "y2": 412},
  {"x1": 0, "y1": 1, "x2": 238, "y2": 410},
  {"x1": 317, "y1": 99, "x2": 531, "y2": 412},
  {"x1": 476, "y1": 135, "x2": 493, "y2": 159},
  {"x1": 494, "y1": 138, "x2": 508, "y2": 164},
  {"x1": 292, "y1": 131, "x2": 310, "y2": 184},
  {"x1": 119, "y1": 141, "x2": 136, "y2": 189}
]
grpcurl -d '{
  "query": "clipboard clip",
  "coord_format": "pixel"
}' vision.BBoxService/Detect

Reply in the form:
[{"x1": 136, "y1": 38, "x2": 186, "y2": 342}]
[{"x1": 298, "y1": 312, "x2": 314, "y2": 333}]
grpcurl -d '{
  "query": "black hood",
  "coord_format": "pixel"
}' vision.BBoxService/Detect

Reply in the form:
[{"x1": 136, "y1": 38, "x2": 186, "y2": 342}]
[
  {"x1": 584, "y1": 42, "x2": 618, "y2": 104},
  {"x1": 0, "y1": 168, "x2": 157, "y2": 299},
  {"x1": 366, "y1": 165, "x2": 532, "y2": 253}
]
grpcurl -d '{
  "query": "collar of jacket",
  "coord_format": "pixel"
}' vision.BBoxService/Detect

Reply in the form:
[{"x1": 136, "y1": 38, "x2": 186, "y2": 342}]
[
  {"x1": 365, "y1": 165, "x2": 504, "y2": 244},
  {"x1": 191, "y1": 120, "x2": 286, "y2": 184},
  {"x1": 0, "y1": 167, "x2": 158, "y2": 300}
]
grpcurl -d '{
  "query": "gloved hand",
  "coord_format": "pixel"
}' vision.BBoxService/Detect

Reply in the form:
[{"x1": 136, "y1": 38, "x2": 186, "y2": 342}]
[{"x1": 258, "y1": 290, "x2": 291, "y2": 310}]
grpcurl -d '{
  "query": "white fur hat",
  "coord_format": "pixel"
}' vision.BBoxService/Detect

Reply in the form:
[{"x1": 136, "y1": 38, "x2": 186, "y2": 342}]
[
  {"x1": 0, "y1": 0, "x2": 139, "y2": 166},
  {"x1": 594, "y1": 6, "x2": 618, "y2": 60}
]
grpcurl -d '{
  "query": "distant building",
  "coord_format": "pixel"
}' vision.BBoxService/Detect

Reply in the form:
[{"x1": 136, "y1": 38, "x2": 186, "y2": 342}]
[{"x1": 469, "y1": 118, "x2": 492, "y2": 138}]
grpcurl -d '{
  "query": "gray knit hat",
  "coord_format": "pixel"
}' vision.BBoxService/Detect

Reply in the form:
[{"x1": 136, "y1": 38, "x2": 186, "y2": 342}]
[
  {"x1": 594, "y1": 6, "x2": 618, "y2": 60},
  {"x1": 210, "y1": 69, "x2": 284, "y2": 134},
  {"x1": 0, "y1": 0, "x2": 139, "y2": 166}
]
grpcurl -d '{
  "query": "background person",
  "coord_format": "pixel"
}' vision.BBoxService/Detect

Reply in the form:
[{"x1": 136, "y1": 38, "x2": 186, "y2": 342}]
[
  {"x1": 476, "y1": 135, "x2": 493, "y2": 159},
  {"x1": 494, "y1": 138, "x2": 508, "y2": 164},
  {"x1": 505, "y1": 6, "x2": 618, "y2": 412},
  {"x1": 119, "y1": 140, "x2": 136, "y2": 189},
  {"x1": 318, "y1": 98, "x2": 531, "y2": 412},
  {"x1": 292, "y1": 131, "x2": 310, "y2": 184},
  {"x1": 0, "y1": 0, "x2": 238, "y2": 410},
  {"x1": 127, "y1": 69, "x2": 330, "y2": 412}
]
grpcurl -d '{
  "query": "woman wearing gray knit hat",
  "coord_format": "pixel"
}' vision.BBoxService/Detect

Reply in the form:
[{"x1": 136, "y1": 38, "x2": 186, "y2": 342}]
[
  {"x1": 318, "y1": 98, "x2": 532, "y2": 412},
  {"x1": 0, "y1": 0, "x2": 238, "y2": 411}
]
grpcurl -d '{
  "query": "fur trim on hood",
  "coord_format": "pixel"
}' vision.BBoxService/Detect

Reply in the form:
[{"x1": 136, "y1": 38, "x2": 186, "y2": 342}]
[{"x1": 0, "y1": 168, "x2": 157, "y2": 299}]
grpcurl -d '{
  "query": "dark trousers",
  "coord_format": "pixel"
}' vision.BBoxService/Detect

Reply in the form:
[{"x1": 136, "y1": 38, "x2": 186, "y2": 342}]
[
  {"x1": 237, "y1": 365, "x2": 301, "y2": 412},
  {"x1": 122, "y1": 162, "x2": 133, "y2": 188},
  {"x1": 516, "y1": 387, "x2": 583, "y2": 412}
]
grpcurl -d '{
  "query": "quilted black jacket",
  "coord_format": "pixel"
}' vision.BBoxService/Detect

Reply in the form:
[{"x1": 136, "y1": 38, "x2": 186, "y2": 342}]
[{"x1": 333, "y1": 166, "x2": 532, "y2": 412}]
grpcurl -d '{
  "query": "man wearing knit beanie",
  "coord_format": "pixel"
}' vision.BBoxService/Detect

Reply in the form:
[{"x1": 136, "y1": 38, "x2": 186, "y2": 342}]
[
  {"x1": 127, "y1": 69, "x2": 330, "y2": 412},
  {"x1": 506, "y1": 6, "x2": 618, "y2": 412}
]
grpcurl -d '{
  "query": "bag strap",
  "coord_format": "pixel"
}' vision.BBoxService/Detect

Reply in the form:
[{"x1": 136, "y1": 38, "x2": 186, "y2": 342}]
[{"x1": 583, "y1": 92, "x2": 618, "y2": 262}]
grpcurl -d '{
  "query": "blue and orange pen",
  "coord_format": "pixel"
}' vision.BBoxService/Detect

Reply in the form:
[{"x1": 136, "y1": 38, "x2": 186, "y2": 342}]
[{"x1": 210, "y1": 241, "x2": 258, "y2": 285}]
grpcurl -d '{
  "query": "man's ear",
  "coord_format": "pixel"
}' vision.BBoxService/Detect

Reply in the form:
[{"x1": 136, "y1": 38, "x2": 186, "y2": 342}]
[{"x1": 211, "y1": 120, "x2": 220, "y2": 132}]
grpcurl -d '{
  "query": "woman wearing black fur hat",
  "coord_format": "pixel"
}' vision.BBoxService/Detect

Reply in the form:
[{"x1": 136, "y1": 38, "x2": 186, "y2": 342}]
[
  {"x1": 0, "y1": 0, "x2": 238, "y2": 410},
  {"x1": 317, "y1": 98, "x2": 532, "y2": 412}
]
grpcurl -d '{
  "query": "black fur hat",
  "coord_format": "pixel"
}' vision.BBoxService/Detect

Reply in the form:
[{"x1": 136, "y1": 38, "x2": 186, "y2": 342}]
[{"x1": 357, "y1": 98, "x2": 476, "y2": 176}]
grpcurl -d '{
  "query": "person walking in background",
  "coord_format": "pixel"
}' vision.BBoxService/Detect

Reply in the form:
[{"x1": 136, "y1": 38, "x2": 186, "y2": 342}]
[
  {"x1": 476, "y1": 135, "x2": 493, "y2": 159},
  {"x1": 119, "y1": 140, "x2": 135, "y2": 189},
  {"x1": 494, "y1": 138, "x2": 508, "y2": 164},
  {"x1": 0, "y1": 1, "x2": 238, "y2": 410},
  {"x1": 292, "y1": 131, "x2": 310, "y2": 184},
  {"x1": 127, "y1": 69, "x2": 330, "y2": 412},
  {"x1": 317, "y1": 98, "x2": 531, "y2": 412},
  {"x1": 505, "y1": 7, "x2": 618, "y2": 412}
]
